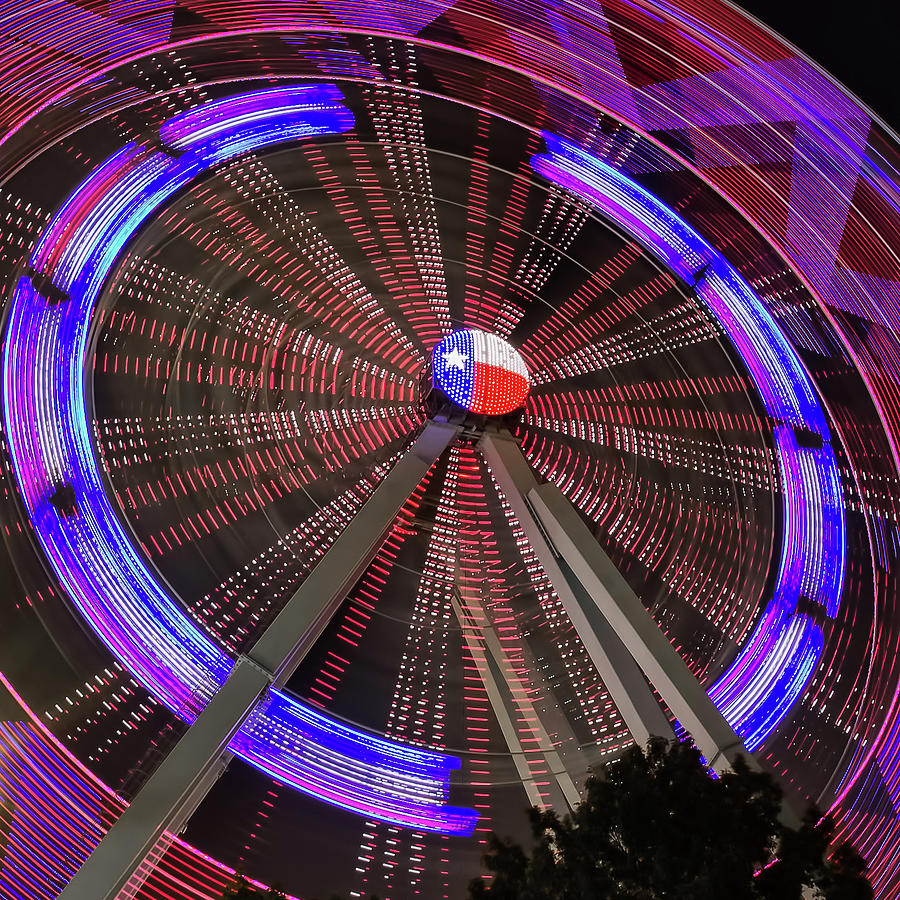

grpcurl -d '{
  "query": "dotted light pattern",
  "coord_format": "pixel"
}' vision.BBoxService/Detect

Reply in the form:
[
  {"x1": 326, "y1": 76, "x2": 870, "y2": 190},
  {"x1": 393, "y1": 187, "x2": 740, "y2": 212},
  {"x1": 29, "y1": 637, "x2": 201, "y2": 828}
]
[
  {"x1": 432, "y1": 329, "x2": 530, "y2": 415},
  {"x1": 2, "y1": 86, "x2": 476, "y2": 836},
  {"x1": 350, "y1": 443, "x2": 628, "y2": 899}
]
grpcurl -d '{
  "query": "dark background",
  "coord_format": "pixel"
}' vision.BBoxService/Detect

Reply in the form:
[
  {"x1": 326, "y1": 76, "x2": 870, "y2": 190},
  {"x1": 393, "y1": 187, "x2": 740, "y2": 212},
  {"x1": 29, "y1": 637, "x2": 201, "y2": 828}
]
[{"x1": 740, "y1": 0, "x2": 900, "y2": 131}]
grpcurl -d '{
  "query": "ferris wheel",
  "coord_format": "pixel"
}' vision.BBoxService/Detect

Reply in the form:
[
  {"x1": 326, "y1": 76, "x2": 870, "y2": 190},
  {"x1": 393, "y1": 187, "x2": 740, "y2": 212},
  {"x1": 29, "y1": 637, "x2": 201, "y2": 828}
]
[{"x1": 0, "y1": 3, "x2": 899, "y2": 900}]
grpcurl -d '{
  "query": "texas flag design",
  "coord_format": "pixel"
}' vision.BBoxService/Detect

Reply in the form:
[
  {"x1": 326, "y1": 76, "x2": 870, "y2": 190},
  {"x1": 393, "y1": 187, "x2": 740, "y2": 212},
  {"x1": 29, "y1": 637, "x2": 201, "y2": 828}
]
[{"x1": 432, "y1": 329, "x2": 531, "y2": 415}]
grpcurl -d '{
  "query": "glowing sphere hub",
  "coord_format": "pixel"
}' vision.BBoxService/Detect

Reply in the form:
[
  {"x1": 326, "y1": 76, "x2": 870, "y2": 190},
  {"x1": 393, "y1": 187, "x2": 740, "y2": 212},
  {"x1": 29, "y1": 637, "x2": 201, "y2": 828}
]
[{"x1": 432, "y1": 329, "x2": 530, "y2": 415}]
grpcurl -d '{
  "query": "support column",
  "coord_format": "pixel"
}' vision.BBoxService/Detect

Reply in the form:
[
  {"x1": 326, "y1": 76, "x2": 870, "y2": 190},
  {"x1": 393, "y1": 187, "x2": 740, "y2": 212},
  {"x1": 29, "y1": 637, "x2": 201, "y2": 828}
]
[
  {"x1": 451, "y1": 593, "x2": 580, "y2": 812},
  {"x1": 526, "y1": 483, "x2": 753, "y2": 774},
  {"x1": 479, "y1": 430, "x2": 676, "y2": 748},
  {"x1": 250, "y1": 420, "x2": 460, "y2": 687},
  {"x1": 59, "y1": 421, "x2": 459, "y2": 900}
]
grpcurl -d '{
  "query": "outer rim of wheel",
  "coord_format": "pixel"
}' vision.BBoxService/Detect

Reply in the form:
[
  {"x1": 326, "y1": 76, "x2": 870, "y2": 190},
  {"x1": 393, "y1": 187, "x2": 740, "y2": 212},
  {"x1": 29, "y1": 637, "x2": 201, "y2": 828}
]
[{"x1": 0, "y1": 4, "x2": 898, "y2": 896}]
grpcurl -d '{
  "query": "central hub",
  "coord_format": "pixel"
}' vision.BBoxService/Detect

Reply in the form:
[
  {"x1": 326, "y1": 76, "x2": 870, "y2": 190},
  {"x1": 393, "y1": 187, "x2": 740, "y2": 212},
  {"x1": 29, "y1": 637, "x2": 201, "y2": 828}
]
[{"x1": 431, "y1": 329, "x2": 530, "y2": 416}]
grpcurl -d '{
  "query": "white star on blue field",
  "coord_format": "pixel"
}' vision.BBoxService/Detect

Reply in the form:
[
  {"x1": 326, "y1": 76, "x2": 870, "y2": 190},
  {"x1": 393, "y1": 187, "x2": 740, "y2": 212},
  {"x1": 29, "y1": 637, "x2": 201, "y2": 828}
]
[{"x1": 443, "y1": 348, "x2": 468, "y2": 371}]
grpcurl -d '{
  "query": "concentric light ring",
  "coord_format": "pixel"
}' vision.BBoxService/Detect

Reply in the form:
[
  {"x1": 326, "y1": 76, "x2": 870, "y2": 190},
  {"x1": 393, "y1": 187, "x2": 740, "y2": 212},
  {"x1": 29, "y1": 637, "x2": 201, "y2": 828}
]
[
  {"x1": 0, "y1": 2, "x2": 898, "y2": 894},
  {"x1": 3, "y1": 84, "x2": 477, "y2": 836},
  {"x1": 4, "y1": 74, "x2": 841, "y2": 846},
  {"x1": 533, "y1": 133, "x2": 845, "y2": 749}
]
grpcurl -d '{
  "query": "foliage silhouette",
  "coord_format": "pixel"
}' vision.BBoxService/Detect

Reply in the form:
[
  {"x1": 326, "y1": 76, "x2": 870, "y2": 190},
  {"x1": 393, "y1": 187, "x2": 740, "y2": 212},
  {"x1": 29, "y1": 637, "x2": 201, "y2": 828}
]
[{"x1": 468, "y1": 738, "x2": 872, "y2": 900}]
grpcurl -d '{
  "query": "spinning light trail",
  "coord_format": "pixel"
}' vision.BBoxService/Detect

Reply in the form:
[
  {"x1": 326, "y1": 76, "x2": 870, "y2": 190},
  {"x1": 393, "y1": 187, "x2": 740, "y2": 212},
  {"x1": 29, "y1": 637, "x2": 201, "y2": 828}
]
[
  {"x1": 532, "y1": 134, "x2": 845, "y2": 750},
  {"x1": 3, "y1": 85, "x2": 476, "y2": 837},
  {"x1": 0, "y1": 1, "x2": 899, "y2": 898}
]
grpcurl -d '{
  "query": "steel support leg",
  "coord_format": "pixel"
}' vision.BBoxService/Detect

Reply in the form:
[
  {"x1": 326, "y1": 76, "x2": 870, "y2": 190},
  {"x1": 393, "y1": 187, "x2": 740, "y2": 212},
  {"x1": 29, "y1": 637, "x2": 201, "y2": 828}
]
[
  {"x1": 526, "y1": 483, "x2": 753, "y2": 774},
  {"x1": 479, "y1": 431, "x2": 676, "y2": 748},
  {"x1": 451, "y1": 593, "x2": 580, "y2": 812},
  {"x1": 251, "y1": 420, "x2": 460, "y2": 687},
  {"x1": 58, "y1": 421, "x2": 459, "y2": 900}
]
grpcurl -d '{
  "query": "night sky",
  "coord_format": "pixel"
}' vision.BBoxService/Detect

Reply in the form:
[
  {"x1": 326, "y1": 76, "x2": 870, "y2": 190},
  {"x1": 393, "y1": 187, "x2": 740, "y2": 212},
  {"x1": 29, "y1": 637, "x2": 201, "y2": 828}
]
[{"x1": 741, "y1": 0, "x2": 900, "y2": 131}]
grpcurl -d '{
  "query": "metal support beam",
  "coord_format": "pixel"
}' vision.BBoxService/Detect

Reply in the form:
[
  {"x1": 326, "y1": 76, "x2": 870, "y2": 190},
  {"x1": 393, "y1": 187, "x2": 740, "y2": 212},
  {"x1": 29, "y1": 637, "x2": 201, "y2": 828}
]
[
  {"x1": 451, "y1": 593, "x2": 580, "y2": 812},
  {"x1": 59, "y1": 421, "x2": 459, "y2": 900},
  {"x1": 451, "y1": 595, "x2": 545, "y2": 809},
  {"x1": 526, "y1": 483, "x2": 753, "y2": 774},
  {"x1": 58, "y1": 659, "x2": 269, "y2": 900},
  {"x1": 251, "y1": 420, "x2": 460, "y2": 687},
  {"x1": 479, "y1": 431, "x2": 676, "y2": 748}
]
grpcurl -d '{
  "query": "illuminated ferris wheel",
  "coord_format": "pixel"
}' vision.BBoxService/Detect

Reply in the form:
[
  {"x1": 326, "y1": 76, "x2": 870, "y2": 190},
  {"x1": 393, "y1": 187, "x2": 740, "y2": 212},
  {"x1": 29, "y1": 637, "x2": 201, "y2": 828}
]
[{"x1": 1, "y1": 3, "x2": 900, "y2": 900}]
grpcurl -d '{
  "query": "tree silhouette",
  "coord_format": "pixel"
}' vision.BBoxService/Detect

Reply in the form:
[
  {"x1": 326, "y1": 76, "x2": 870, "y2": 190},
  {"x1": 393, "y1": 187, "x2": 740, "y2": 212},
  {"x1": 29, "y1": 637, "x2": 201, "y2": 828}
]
[{"x1": 468, "y1": 738, "x2": 872, "y2": 900}]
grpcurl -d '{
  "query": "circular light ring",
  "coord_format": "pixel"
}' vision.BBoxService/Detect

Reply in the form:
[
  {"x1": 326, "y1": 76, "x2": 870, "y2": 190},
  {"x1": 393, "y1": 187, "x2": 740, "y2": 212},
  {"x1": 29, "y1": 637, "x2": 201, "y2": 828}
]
[
  {"x1": 533, "y1": 134, "x2": 844, "y2": 751},
  {"x1": 432, "y1": 329, "x2": 531, "y2": 414},
  {"x1": 2, "y1": 76, "x2": 837, "y2": 842},
  {"x1": 2, "y1": 85, "x2": 476, "y2": 837},
  {"x1": 0, "y1": 679, "x2": 242, "y2": 898},
  {"x1": 1, "y1": 3, "x2": 899, "y2": 892}
]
